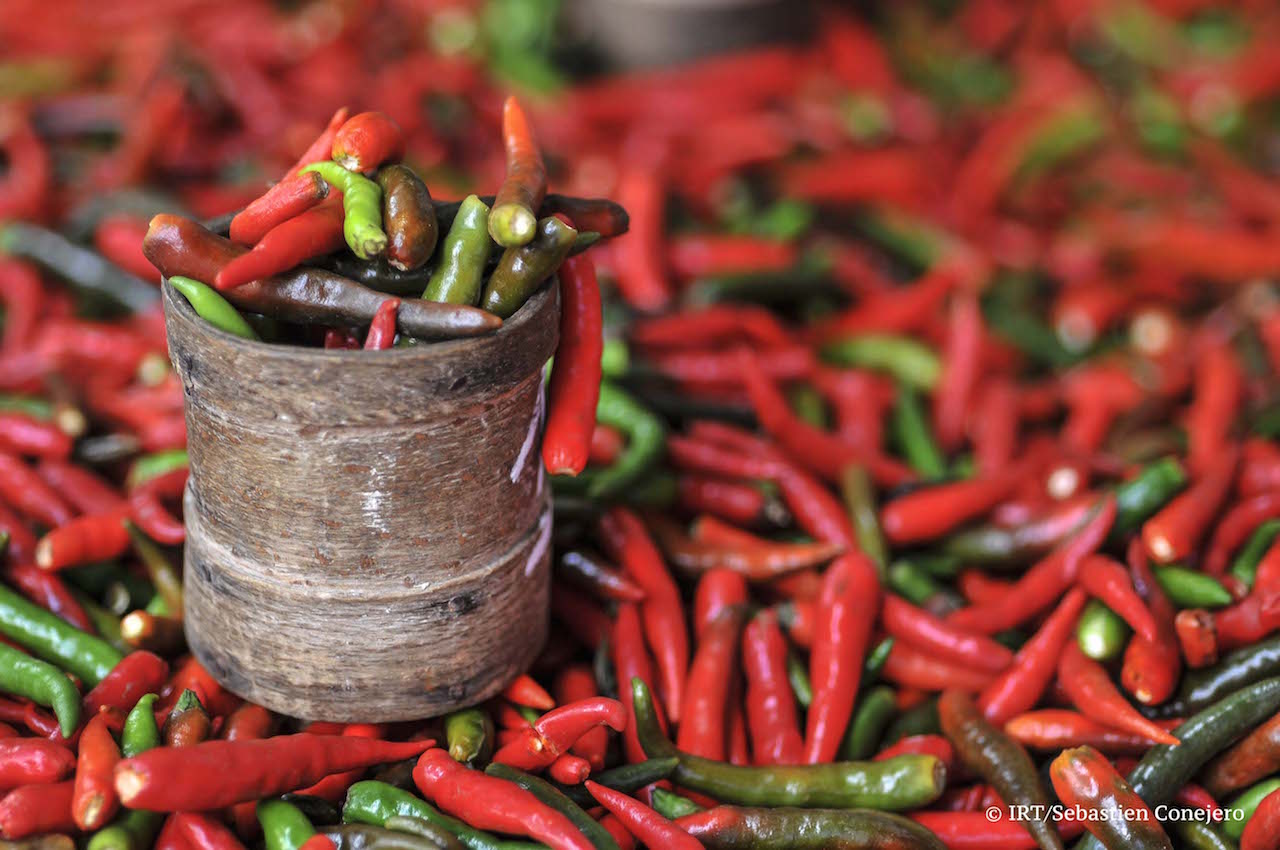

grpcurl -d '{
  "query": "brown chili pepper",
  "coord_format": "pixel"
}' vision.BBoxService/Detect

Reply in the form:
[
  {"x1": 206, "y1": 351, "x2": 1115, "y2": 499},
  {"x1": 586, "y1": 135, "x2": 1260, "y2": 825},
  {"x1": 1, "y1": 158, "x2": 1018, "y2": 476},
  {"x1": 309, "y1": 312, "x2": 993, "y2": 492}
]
[
  {"x1": 163, "y1": 689, "x2": 212, "y2": 748},
  {"x1": 1202, "y1": 709, "x2": 1280, "y2": 798},
  {"x1": 375, "y1": 165, "x2": 437, "y2": 271}
]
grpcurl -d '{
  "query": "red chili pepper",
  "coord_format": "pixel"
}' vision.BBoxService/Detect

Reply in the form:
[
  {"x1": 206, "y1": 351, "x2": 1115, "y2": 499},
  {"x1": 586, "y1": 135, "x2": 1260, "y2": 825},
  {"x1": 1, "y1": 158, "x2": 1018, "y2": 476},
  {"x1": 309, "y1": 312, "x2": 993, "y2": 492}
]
[
  {"x1": 1077, "y1": 555, "x2": 1159, "y2": 642},
  {"x1": 331, "y1": 111, "x2": 404, "y2": 173},
  {"x1": 115, "y1": 734, "x2": 433, "y2": 811},
  {"x1": 1121, "y1": 540, "x2": 1182, "y2": 706},
  {"x1": 73, "y1": 708, "x2": 122, "y2": 830},
  {"x1": 0, "y1": 412, "x2": 71, "y2": 460},
  {"x1": 0, "y1": 735, "x2": 74, "y2": 791},
  {"x1": 95, "y1": 214, "x2": 161, "y2": 282},
  {"x1": 489, "y1": 97, "x2": 546, "y2": 248},
  {"x1": 778, "y1": 147, "x2": 927, "y2": 205},
  {"x1": 173, "y1": 812, "x2": 249, "y2": 850},
  {"x1": 667, "y1": 235, "x2": 797, "y2": 280},
  {"x1": 0, "y1": 261, "x2": 43, "y2": 355},
  {"x1": 547, "y1": 753, "x2": 591, "y2": 785},
  {"x1": 213, "y1": 198, "x2": 345, "y2": 290},
  {"x1": 0, "y1": 108, "x2": 49, "y2": 222},
  {"x1": 676, "y1": 475, "x2": 771, "y2": 527},
  {"x1": 588, "y1": 425, "x2": 624, "y2": 467},
  {"x1": 1185, "y1": 339, "x2": 1242, "y2": 477},
  {"x1": 542, "y1": 254, "x2": 602, "y2": 477},
  {"x1": 597, "y1": 814, "x2": 635, "y2": 850},
  {"x1": 979, "y1": 588, "x2": 1087, "y2": 725},
  {"x1": 1058, "y1": 641, "x2": 1179, "y2": 746},
  {"x1": 83, "y1": 651, "x2": 168, "y2": 716},
  {"x1": 1142, "y1": 453, "x2": 1237, "y2": 564},
  {"x1": 631, "y1": 306, "x2": 791, "y2": 350},
  {"x1": 288, "y1": 107, "x2": 351, "y2": 175},
  {"x1": 598, "y1": 508, "x2": 689, "y2": 725},
  {"x1": 1204, "y1": 490, "x2": 1280, "y2": 576},
  {"x1": 5, "y1": 563, "x2": 92, "y2": 631},
  {"x1": 1241, "y1": 785, "x2": 1280, "y2": 850},
  {"x1": 875, "y1": 734, "x2": 957, "y2": 770},
  {"x1": 37, "y1": 460, "x2": 125, "y2": 516},
  {"x1": 221, "y1": 702, "x2": 275, "y2": 837},
  {"x1": 909, "y1": 811, "x2": 1044, "y2": 850},
  {"x1": 586, "y1": 780, "x2": 702, "y2": 850},
  {"x1": 414, "y1": 748, "x2": 593, "y2": 850},
  {"x1": 33, "y1": 510, "x2": 127, "y2": 574},
  {"x1": 677, "y1": 605, "x2": 745, "y2": 760},
  {"x1": 230, "y1": 171, "x2": 330, "y2": 247},
  {"x1": 933, "y1": 291, "x2": 983, "y2": 452},
  {"x1": 164, "y1": 657, "x2": 241, "y2": 717},
  {"x1": 949, "y1": 496, "x2": 1115, "y2": 634},
  {"x1": 741, "y1": 610, "x2": 803, "y2": 766},
  {"x1": 296, "y1": 723, "x2": 386, "y2": 803},
  {"x1": 883, "y1": 595, "x2": 1014, "y2": 674},
  {"x1": 500, "y1": 674, "x2": 555, "y2": 712},
  {"x1": 652, "y1": 344, "x2": 813, "y2": 388},
  {"x1": 1049, "y1": 746, "x2": 1171, "y2": 850},
  {"x1": 884, "y1": 642, "x2": 998, "y2": 693},
  {"x1": 0, "y1": 451, "x2": 74, "y2": 528},
  {"x1": 611, "y1": 602, "x2": 668, "y2": 764},
  {"x1": 551, "y1": 584, "x2": 611, "y2": 649},
  {"x1": 1004, "y1": 710, "x2": 1169, "y2": 756},
  {"x1": 692, "y1": 568, "x2": 749, "y2": 640},
  {"x1": 553, "y1": 666, "x2": 609, "y2": 771},
  {"x1": 1239, "y1": 438, "x2": 1280, "y2": 497},
  {"x1": 958, "y1": 569, "x2": 1013, "y2": 606},
  {"x1": 362, "y1": 297, "x2": 399, "y2": 350},
  {"x1": 881, "y1": 469, "x2": 1021, "y2": 545},
  {"x1": 298, "y1": 836, "x2": 336, "y2": 850},
  {"x1": 323, "y1": 329, "x2": 361, "y2": 350},
  {"x1": 0, "y1": 779, "x2": 74, "y2": 839},
  {"x1": 610, "y1": 169, "x2": 670, "y2": 311},
  {"x1": 804, "y1": 553, "x2": 879, "y2": 763},
  {"x1": 495, "y1": 697, "x2": 626, "y2": 772}
]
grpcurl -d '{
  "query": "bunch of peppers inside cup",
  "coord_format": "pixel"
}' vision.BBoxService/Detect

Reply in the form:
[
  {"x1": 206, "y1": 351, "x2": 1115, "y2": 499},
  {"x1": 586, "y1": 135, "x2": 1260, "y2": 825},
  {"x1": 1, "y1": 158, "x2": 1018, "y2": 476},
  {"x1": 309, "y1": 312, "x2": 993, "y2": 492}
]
[{"x1": 6, "y1": 1, "x2": 1280, "y2": 849}]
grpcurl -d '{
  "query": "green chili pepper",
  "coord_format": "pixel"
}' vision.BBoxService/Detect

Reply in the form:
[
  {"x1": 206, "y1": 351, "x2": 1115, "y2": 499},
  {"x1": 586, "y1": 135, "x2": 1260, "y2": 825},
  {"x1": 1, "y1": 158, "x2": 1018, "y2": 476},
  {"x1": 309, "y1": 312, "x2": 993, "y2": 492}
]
[
  {"x1": 854, "y1": 207, "x2": 945, "y2": 271},
  {"x1": 90, "y1": 694, "x2": 162, "y2": 850},
  {"x1": 592, "y1": 637, "x2": 616, "y2": 700},
  {"x1": 0, "y1": 642, "x2": 79, "y2": 737},
  {"x1": 1109, "y1": 458, "x2": 1187, "y2": 543},
  {"x1": 384, "y1": 817, "x2": 466, "y2": 850},
  {"x1": 1231, "y1": 519, "x2": 1280, "y2": 588},
  {"x1": 984, "y1": 297, "x2": 1080, "y2": 369},
  {"x1": 786, "y1": 383, "x2": 828, "y2": 428},
  {"x1": 840, "y1": 464, "x2": 888, "y2": 574},
  {"x1": 443, "y1": 708, "x2": 493, "y2": 765},
  {"x1": 888, "y1": 561, "x2": 962, "y2": 614},
  {"x1": 819, "y1": 335, "x2": 941, "y2": 391},
  {"x1": 1077, "y1": 600, "x2": 1130, "y2": 661},
  {"x1": 649, "y1": 788, "x2": 705, "y2": 820},
  {"x1": 301, "y1": 161, "x2": 388, "y2": 260},
  {"x1": 938, "y1": 690, "x2": 1062, "y2": 850},
  {"x1": 0, "y1": 394, "x2": 54, "y2": 420},
  {"x1": 484, "y1": 763, "x2": 619, "y2": 850},
  {"x1": 890, "y1": 383, "x2": 947, "y2": 478},
  {"x1": 787, "y1": 650, "x2": 812, "y2": 709},
  {"x1": 259, "y1": 800, "x2": 317, "y2": 850},
  {"x1": 584, "y1": 381, "x2": 665, "y2": 499},
  {"x1": 941, "y1": 522, "x2": 1060, "y2": 568},
  {"x1": 1159, "y1": 635, "x2": 1280, "y2": 718},
  {"x1": 552, "y1": 757, "x2": 680, "y2": 809},
  {"x1": 1167, "y1": 819, "x2": 1234, "y2": 850},
  {"x1": 344, "y1": 781, "x2": 549, "y2": 850},
  {"x1": 1078, "y1": 677, "x2": 1280, "y2": 850},
  {"x1": 1224, "y1": 778, "x2": 1280, "y2": 839},
  {"x1": 1153, "y1": 565, "x2": 1233, "y2": 609},
  {"x1": 884, "y1": 697, "x2": 940, "y2": 745},
  {"x1": 121, "y1": 693, "x2": 161, "y2": 757},
  {"x1": 168, "y1": 276, "x2": 258, "y2": 340},
  {"x1": 865, "y1": 637, "x2": 894, "y2": 683},
  {"x1": 677, "y1": 805, "x2": 947, "y2": 850},
  {"x1": 423, "y1": 194, "x2": 491, "y2": 305},
  {"x1": 126, "y1": 449, "x2": 189, "y2": 490},
  {"x1": 842, "y1": 686, "x2": 897, "y2": 761},
  {"x1": 0, "y1": 583, "x2": 122, "y2": 686},
  {"x1": 631, "y1": 678, "x2": 944, "y2": 810},
  {"x1": 480, "y1": 216, "x2": 577, "y2": 318},
  {"x1": 324, "y1": 824, "x2": 456, "y2": 850},
  {"x1": 71, "y1": 591, "x2": 129, "y2": 654},
  {"x1": 600, "y1": 337, "x2": 629, "y2": 379}
]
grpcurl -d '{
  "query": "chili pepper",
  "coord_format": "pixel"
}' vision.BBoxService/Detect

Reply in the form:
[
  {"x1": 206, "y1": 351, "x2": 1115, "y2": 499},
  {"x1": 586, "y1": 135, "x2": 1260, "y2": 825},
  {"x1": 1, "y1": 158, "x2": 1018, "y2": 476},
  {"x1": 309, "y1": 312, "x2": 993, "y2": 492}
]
[
  {"x1": 557, "y1": 551, "x2": 644, "y2": 603},
  {"x1": 1241, "y1": 785, "x2": 1280, "y2": 850},
  {"x1": 344, "y1": 780, "x2": 529, "y2": 850},
  {"x1": 173, "y1": 813, "x2": 249, "y2": 850},
  {"x1": 842, "y1": 685, "x2": 897, "y2": 760},
  {"x1": 1049, "y1": 746, "x2": 1171, "y2": 850},
  {"x1": 1231, "y1": 521, "x2": 1280, "y2": 588},
  {"x1": 685, "y1": 804, "x2": 950, "y2": 849},
  {"x1": 632, "y1": 677, "x2": 944, "y2": 809},
  {"x1": 883, "y1": 642, "x2": 996, "y2": 693},
  {"x1": 942, "y1": 496, "x2": 1095, "y2": 568},
  {"x1": 127, "y1": 450, "x2": 189, "y2": 491},
  {"x1": 742, "y1": 610, "x2": 803, "y2": 766},
  {"x1": 384, "y1": 817, "x2": 469, "y2": 850},
  {"x1": 841, "y1": 463, "x2": 889, "y2": 571},
  {"x1": 83, "y1": 652, "x2": 167, "y2": 717},
  {"x1": 331, "y1": 112, "x2": 404, "y2": 174},
  {"x1": 881, "y1": 469, "x2": 1023, "y2": 545},
  {"x1": 168, "y1": 275, "x2": 260, "y2": 340},
  {"x1": 610, "y1": 169, "x2": 670, "y2": 311},
  {"x1": 888, "y1": 560, "x2": 962, "y2": 616},
  {"x1": 1078, "y1": 677, "x2": 1280, "y2": 850},
  {"x1": 584, "y1": 781, "x2": 700, "y2": 850},
  {"x1": 1143, "y1": 455, "x2": 1237, "y2": 564},
  {"x1": 551, "y1": 758, "x2": 680, "y2": 810},
  {"x1": 649, "y1": 787, "x2": 703, "y2": 820},
  {"x1": 162, "y1": 689, "x2": 210, "y2": 748},
  {"x1": 0, "y1": 412, "x2": 71, "y2": 460},
  {"x1": 1059, "y1": 641, "x2": 1179, "y2": 745},
  {"x1": 938, "y1": 690, "x2": 1063, "y2": 850},
  {"x1": 0, "y1": 222, "x2": 157, "y2": 314},
  {"x1": 1153, "y1": 565, "x2": 1233, "y2": 608},
  {"x1": 120, "y1": 693, "x2": 161, "y2": 757},
  {"x1": 948, "y1": 496, "x2": 1114, "y2": 634},
  {"x1": 676, "y1": 604, "x2": 745, "y2": 760},
  {"x1": 215, "y1": 197, "x2": 346, "y2": 291},
  {"x1": 1204, "y1": 709, "x2": 1280, "y2": 798},
  {"x1": 819, "y1": 335, "x2": 941, "y2": 392},
  {"x1": 422, "y1": 195, "x2": 491, "y2": 306},
  {"x1": 0, "y1": 580, "x2": 122, "y2": 687},
  {"x1": 259, "y1": 800, "x2": 317, "y2": 850},
  {"x1": 1224, "y1": 778, "x2": 1280, "y2": 840},
  {"x1": 230, "y1": 171, "x2": 331, "y2": 246},
  {"x1": 90, "y1": 692, "x2": 164, "y2": 850},
  {"x1": 598, "y1": 508, "x2": 687, "y2": 723},
  {"x1": 1077, "y1": 554, "x2": 1158, "y2": 643},
  {"x1": 6, "y1": 562, "x2": 92, "y2": 633},
  {"x1": 302, "y1": 162, "x2": 388, "y2": 261},
  {"x1": 883, "y1": 595, "x2": 1013, "y2": 673},
  {"x1": 1109, "y1": 458, "x2": 1188, "y2": 543},
  {"x1": 115, "y1": 734, "x2": 433, "y2": 811},
  {"x1": 0, "y1": 780, "x2": 74, "y2": 839},
  {"x1": 488, "y1": 97, "x2": 546, "y2": 249},
  {"x1": 362, "y1": 298, "x2": 399, "y2": 350},
  {"x1": 1075, "y1": 600, "x2": 1129, "y2": 661},
  {"x1": 805, "y1": 553, "x2": 880, "y2": 763},
  {"x1": 1005, "y1": 710, "x2": 1161, "y2": 756},
  {"x1": 374, "y1": 165, "x2": 436, "y2": 272},
  {"x1": 480, "y1": 216, "x2": 576, "y2": 319},
  {"x1": 413, "y1": 749, "x2": 593, "y2": 850},
  {"x1": 484, "y1": 764, "x2": 618, "y2": 850},
  {"x1": 543, "y1": 254, "x2": 602, "y2": 477},
  {"x1": 74, "y1": 708, "x2": 123, "y2": 830},
  {"x1": 0, "y1": 734, "x2": 74, "y2": 792},
  {"x1": 443, "y1": 708, "x2": 493, "y2": 766}
]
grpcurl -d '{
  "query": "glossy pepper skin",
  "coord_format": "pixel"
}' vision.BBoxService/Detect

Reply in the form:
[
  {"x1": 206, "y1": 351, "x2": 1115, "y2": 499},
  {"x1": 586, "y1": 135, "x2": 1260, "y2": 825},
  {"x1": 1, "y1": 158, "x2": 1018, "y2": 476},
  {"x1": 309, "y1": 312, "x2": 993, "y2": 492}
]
[
  {"x1": 677, "y1": 805, "x2": 947, "y2": 850},
  {"x1": 421, "y1": 195, "x2": 490, "y2": 306},
  {"x1": 375, "y1": 165, "x2": 436, "y2": 272},
  {"x1": 489, "y1": 97, "x2": 546, "y2": 249},
  {"x1": 330, "y1": 112, "x2": 404, "y2": 174},
  {"x1": 632, "y1": 677, "x2": 945, "y2": 810},
  {"x1": 480, "y1": 216, "x2": 577, "y2": 319},
  {"x1": 1050, "y1": 746, "x2": 1172, "y2": 850},
  {"x1": 542, "y1": 253, "x2": 602, "y2": 477},
  {"x1": 938, "y1": 690, "x2": 1064, "y2": 850},
  {"x1": 301, "y1": 162, "x2": 388, "y2": 261}
]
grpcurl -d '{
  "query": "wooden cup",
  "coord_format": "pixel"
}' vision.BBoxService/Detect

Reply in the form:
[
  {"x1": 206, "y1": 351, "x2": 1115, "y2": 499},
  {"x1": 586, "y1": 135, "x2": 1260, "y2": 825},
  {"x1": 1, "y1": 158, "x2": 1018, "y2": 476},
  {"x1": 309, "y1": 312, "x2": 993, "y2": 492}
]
[{"x1": 164, "y1": 281, "x2": 559, "y2": 721}]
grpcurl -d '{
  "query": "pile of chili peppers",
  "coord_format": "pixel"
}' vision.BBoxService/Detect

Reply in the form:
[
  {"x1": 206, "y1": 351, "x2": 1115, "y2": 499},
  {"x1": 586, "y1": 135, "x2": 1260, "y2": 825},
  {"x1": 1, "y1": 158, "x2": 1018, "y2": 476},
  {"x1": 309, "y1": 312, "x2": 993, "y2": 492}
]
[{"x1": 6, "y1": 0, "x2": 1280, "y2": 849}]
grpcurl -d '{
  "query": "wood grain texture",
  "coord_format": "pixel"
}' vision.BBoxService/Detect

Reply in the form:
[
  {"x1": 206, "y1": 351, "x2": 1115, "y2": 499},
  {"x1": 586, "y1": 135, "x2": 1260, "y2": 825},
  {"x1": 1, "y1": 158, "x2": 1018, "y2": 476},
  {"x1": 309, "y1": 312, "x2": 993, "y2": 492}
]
[{"x1": 165, "y1": 281, "x2": 559, "y2": 720}]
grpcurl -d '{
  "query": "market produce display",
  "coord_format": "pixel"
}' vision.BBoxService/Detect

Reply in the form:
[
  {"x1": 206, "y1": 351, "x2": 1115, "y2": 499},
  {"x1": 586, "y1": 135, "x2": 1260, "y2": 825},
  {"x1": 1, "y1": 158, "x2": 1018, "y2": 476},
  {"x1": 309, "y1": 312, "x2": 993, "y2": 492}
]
[{"x1": 2, "y1": 0, "x2": 1280, "y2": 848}]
